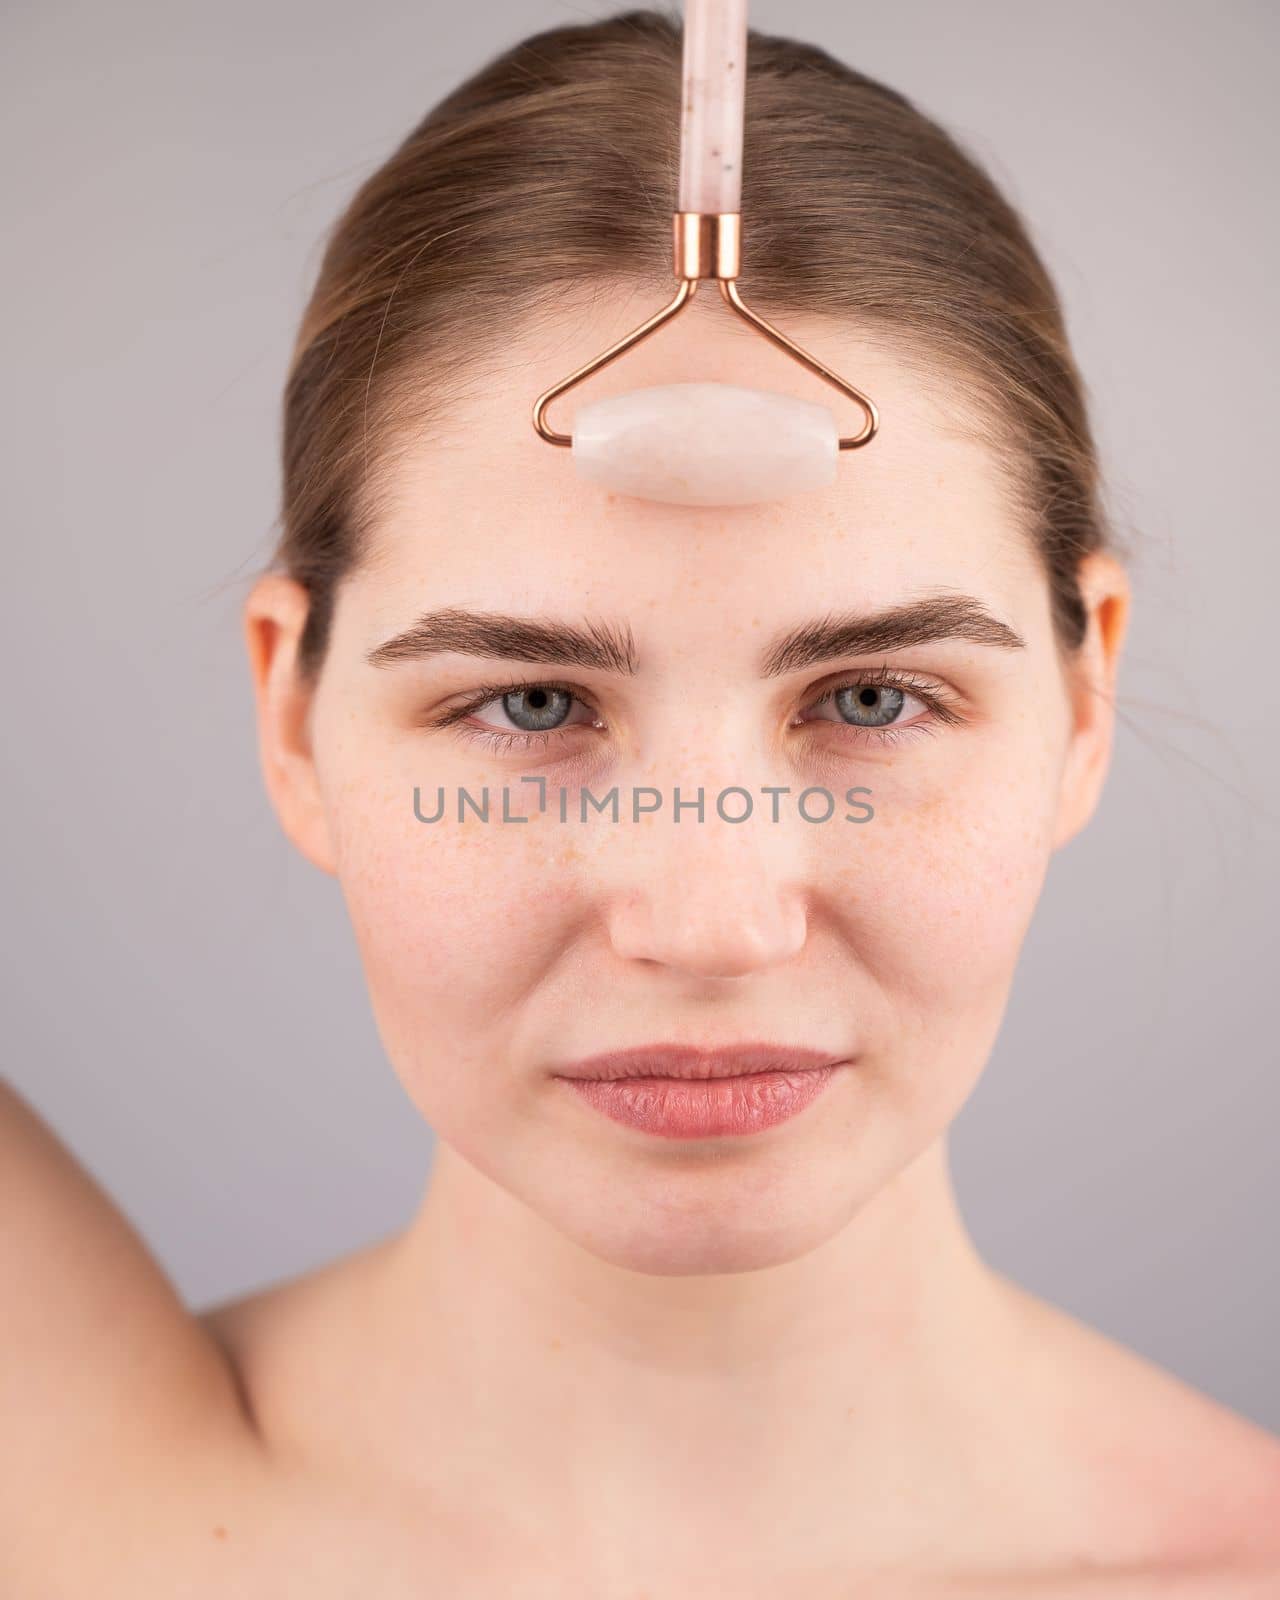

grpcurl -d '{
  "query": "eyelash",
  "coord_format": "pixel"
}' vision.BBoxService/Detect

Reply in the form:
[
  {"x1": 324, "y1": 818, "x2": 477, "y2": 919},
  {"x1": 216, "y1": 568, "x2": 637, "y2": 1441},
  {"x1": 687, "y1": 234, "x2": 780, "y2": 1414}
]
[{"x1": 425, "y1": 666, "x2": 963, "y2": 756}]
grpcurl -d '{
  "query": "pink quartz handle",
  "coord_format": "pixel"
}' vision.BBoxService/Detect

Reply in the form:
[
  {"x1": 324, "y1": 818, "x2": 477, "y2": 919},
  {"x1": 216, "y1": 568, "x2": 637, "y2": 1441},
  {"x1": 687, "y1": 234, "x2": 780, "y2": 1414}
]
[{"x1": 677, "y1": 0, "x2": 748, "y2": 214}]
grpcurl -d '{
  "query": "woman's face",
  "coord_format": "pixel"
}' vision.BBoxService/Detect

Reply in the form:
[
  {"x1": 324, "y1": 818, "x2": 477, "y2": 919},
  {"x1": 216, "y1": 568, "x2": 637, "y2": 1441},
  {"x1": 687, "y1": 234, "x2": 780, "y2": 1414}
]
[{"x1": 248, "y1": 298, "x2": 1127, "y2": 1275}]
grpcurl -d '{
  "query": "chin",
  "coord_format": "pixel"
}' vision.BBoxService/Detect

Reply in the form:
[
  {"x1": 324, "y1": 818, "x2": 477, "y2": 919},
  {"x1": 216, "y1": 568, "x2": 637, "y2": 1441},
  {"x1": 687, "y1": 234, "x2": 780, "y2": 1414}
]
[{"x1": 545, "y1": 1169, "x2": 864, "y2": 1278}]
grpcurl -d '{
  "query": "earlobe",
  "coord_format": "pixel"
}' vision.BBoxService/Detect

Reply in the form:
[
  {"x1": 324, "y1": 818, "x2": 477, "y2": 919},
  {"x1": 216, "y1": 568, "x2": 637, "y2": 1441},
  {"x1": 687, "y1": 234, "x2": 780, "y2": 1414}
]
[
  {"x1": 1051, "y1": 551, "x2": 1132, "y2": 852},
  {"x1": 242, "y1": 573, "x2": 338, "y2": 877}
]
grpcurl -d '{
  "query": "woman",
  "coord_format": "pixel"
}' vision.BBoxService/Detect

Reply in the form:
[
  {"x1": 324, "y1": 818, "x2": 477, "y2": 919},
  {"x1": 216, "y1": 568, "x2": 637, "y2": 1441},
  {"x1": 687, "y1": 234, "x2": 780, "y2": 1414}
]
[{"x1": 5, "y1": 9, "x2": 1278, "y2": 1595}]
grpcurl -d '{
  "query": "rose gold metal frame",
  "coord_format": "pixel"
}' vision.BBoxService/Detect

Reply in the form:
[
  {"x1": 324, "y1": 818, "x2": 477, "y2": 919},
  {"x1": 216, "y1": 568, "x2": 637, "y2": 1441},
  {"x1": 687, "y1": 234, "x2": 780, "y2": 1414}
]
[{"x1": 531, "y1": 212, "x2": 879, "y2": 451}]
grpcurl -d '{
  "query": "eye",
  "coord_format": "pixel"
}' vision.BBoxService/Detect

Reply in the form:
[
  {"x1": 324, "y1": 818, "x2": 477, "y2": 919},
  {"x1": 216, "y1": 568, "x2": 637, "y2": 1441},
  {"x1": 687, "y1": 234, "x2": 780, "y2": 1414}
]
[
  {"x1": 482, "y1": 685, "x2": 580, "y2": 734},
  {"x1": 817, "y1": 681, "x2": 919, "y2": 730},
  {"x1": 798, "y1": 667, "x2": 961, "y2": 746},
  {"x1": 432, "y1": 679, "x2": 602, "y2": 754}
]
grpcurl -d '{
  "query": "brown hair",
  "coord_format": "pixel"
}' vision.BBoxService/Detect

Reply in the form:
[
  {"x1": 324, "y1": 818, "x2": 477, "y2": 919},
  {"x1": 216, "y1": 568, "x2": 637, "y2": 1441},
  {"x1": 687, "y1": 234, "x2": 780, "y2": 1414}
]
[{"x1": 274, "y1": 4, "x2": 1121, "y2": 681}]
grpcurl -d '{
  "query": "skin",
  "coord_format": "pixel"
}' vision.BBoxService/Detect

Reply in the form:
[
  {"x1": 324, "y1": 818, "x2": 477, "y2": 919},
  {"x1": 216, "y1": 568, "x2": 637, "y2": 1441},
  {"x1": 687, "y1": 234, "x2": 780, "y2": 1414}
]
[{"x1": 4, "y1": 288, "x2": 1279, "y2": 1597}]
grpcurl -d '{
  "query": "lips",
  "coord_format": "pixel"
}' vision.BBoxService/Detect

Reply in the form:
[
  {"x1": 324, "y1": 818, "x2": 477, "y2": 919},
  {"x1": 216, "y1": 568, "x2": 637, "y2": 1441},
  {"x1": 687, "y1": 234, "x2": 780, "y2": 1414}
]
[
  {"x1": 553, "y1": 1041, "x2": 847, "y2": 1082},
  {"x1": 554, "y1": 1043, "x2": 849, "y2": 1139}
]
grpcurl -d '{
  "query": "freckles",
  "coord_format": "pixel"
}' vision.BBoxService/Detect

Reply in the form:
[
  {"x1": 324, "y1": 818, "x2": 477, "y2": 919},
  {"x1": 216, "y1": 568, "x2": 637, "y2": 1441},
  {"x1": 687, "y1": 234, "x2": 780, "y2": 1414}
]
[
  {"x1": 821, "y1": 778, "x2": 1047, "y2": 965},
  {"x1": 437, "y1": 821, "x2": 584, "y2": 940}
]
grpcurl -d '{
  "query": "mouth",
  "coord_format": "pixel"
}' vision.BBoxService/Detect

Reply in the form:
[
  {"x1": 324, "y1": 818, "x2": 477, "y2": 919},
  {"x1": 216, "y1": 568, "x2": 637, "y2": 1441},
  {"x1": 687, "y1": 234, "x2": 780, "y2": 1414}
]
[
  {"x1": 552, "y1": 1043, "x2": 851, "y2": 1139},
  {"x1": 553, "y1": 1041, "x2": 848, "y2": 1081}
]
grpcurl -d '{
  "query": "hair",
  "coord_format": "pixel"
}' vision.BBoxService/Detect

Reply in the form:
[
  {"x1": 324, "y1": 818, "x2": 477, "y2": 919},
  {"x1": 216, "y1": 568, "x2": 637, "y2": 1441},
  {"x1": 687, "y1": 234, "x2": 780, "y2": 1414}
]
[{"x1": 272, "y1": 4, "x2": 1121, "y2": 682}]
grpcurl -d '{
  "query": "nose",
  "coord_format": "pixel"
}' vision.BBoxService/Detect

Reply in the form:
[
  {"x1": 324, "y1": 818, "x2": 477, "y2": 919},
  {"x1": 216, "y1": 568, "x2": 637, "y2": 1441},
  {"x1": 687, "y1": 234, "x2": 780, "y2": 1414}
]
[{"x1": 603, "y1": 801, "x2": 809, "y2": 979}]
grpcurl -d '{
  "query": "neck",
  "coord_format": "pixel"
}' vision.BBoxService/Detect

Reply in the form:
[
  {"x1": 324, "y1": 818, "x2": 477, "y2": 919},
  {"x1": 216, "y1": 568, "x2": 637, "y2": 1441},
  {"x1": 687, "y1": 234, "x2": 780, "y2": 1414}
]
[{"x1": 342, "y1": 1134, "x2": 1049, "y2": 1584}]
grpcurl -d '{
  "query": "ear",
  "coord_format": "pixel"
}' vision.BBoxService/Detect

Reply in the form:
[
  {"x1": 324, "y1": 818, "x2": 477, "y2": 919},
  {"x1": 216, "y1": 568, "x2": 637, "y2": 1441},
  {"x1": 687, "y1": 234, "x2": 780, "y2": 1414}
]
[
  {"x1": 1052, "y1": 550, "x2": 1131, "y2": 851},
  {"x1": 243, "y1": 573, "x2": 337, "y2": 876}
]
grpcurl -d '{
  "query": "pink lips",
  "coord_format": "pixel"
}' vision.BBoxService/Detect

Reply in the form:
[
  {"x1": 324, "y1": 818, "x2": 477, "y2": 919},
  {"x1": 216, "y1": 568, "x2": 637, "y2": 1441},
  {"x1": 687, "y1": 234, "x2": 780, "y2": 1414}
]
[{"x1": 553, "y1": 1042, "x2": 848, "y2": 1139}]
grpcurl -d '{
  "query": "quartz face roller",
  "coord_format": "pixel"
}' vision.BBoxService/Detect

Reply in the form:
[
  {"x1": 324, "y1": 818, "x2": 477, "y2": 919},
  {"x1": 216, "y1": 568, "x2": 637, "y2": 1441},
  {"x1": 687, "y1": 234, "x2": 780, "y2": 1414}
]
[
  {"x1": 529, "y1": 0, "x2": 879, "y2": 500},
  {"x1": 679, "y1": 0, "x2": 748, "y2": 213},
  {"x1": 572, "y1": 382, "x2": 838, "y2": 506}
]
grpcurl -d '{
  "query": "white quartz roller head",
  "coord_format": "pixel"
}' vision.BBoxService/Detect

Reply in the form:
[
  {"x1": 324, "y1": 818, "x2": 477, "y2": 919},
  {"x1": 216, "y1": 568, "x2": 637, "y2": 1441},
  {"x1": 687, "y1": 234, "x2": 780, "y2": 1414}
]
[{"x1": 571, "y1": 382, "x2": 838, "y2": 506}]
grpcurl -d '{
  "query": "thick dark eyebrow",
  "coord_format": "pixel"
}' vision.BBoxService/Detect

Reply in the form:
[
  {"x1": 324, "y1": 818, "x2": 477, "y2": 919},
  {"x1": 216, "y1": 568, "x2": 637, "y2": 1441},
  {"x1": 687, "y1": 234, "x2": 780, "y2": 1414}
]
[
  {"x1": 761, "y1": 594, "x2": 1026, "y2": 676},
  {"x1": 365, "y1": 593, "x2": 1025, "y2": 676},
  {"x1": 366, "y1": 606, "x2": 639, "y2": 673}
]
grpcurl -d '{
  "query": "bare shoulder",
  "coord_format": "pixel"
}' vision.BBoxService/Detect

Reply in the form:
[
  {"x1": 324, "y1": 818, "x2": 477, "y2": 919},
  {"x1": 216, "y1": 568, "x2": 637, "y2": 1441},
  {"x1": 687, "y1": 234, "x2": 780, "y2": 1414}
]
[
  {"x1": 196, "y1": 1229, "x2": 401, "y2": 1466},
  {"x1": 995, "y1": 1271, "x2": 1280, "y2": 1584},
  {"x1": 0, "y1": 1077, "x2": 260, "y2": 1587}
]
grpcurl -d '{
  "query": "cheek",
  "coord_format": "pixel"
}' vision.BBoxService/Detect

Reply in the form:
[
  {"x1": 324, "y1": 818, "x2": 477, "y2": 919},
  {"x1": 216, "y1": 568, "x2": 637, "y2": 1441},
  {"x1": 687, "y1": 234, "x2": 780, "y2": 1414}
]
[
  {"x1": 866, "y1": 755, "x2": 1054, "y2": 966},
  {"x1": 827, "y1": 723, "x2": 1062, "y2": 1114},
  {"x1": 327, "y1": 772, "x2": 577, "y2": 1111}
]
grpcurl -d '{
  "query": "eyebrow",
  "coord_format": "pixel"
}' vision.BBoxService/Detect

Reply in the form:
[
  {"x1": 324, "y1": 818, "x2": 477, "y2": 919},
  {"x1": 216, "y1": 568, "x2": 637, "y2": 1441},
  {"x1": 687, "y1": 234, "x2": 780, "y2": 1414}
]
[{"x1": 365, "y1": 594, "x2": 1026, "y2": 677}]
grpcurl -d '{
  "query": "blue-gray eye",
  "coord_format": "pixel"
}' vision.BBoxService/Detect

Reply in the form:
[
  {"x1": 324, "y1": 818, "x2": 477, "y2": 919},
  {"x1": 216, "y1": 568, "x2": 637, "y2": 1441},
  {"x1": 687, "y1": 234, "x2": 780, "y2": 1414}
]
[
  {"x1": 832, "y1": 684, "x2": 906, "y2": 728},
  {"x1": 500, "y1": 686, "x2": 575, "y2": 732}
]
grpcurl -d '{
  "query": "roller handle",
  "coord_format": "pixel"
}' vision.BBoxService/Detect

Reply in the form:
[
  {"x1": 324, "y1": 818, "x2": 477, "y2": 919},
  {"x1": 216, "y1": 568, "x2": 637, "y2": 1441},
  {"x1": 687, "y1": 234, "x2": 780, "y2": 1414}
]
[{"x1": 677, "y1": 0, "x2": 748, "y2": 214}]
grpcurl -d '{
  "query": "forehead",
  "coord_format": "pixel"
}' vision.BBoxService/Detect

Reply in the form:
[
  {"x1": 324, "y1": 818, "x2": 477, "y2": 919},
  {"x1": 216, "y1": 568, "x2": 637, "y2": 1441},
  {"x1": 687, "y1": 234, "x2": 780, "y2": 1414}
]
[{"x1": 352, "y1": 290, "x2": 1038, "y2": 627}]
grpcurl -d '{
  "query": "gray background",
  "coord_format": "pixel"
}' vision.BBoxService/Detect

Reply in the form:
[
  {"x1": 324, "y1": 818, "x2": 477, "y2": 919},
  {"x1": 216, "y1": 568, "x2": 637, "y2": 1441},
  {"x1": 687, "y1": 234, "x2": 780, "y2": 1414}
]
[{"x1": 3, "y1": 1, "x2": 1277, "y2": 1427}]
